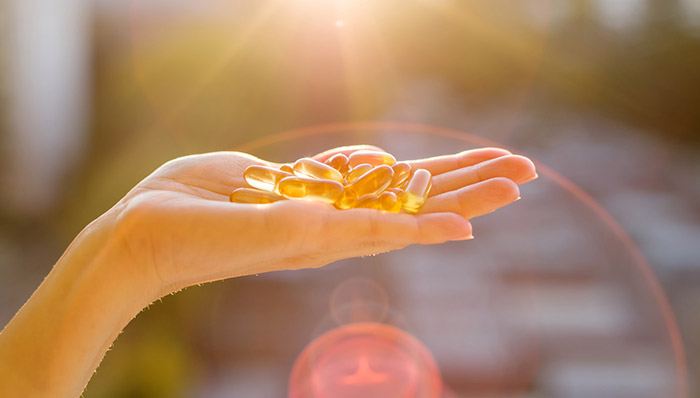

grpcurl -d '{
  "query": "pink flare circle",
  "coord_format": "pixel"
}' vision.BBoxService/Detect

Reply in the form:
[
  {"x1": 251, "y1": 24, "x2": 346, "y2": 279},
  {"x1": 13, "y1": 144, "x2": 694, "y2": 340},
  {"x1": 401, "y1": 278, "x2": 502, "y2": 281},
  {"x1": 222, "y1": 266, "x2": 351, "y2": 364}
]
[{"x1": 289, "y1": 322, "x2": 443, "y2": 398}]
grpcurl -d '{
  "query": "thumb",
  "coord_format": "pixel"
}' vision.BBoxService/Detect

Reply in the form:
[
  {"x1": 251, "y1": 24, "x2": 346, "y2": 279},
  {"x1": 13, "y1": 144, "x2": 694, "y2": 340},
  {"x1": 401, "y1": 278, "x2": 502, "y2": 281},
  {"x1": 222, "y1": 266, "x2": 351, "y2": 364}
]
[{"x1": 304, "y1": 206, "x2": 473, "y2": 258}]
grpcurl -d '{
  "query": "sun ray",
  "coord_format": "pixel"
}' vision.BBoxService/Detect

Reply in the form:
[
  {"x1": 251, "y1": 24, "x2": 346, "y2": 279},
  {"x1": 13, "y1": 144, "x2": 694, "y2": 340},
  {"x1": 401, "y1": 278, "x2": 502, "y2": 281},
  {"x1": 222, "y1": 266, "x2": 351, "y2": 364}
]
[{"x1": 129, "y1": 0, "x2": 283, "y2": 139}]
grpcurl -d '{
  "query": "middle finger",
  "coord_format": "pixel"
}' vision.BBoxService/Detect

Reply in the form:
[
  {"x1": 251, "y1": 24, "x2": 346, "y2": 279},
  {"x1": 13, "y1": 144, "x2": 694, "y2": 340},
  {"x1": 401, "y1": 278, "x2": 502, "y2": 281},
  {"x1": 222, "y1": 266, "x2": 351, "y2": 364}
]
[{"x1": 429, "y1": 155, "x2": 536, "y2": 197}]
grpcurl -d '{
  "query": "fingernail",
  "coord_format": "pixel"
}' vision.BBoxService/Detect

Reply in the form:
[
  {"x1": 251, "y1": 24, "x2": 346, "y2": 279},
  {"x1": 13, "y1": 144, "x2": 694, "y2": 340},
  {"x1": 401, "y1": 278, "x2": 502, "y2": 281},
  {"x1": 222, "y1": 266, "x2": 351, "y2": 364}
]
[
  {"x1": 451, "y1": 234, "x2": 474, "y2": 241},
  {"x1": 518, "y1": 173, "x2": 538, "y2": 184}
]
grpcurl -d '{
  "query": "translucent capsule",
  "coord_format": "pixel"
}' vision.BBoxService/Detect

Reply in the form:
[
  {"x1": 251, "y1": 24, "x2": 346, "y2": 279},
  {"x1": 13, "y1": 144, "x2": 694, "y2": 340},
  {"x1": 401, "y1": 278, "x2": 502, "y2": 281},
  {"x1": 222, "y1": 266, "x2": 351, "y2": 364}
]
[
  {"x1": 278, "y1": 176, "x2": 344, "y2": 204},
  {"x1": 347, "y1": 150, "x2": 397, "y2": 168},
  {"x1": 346, "y1": 165, "x2": 394, "y2": 197},
  {"x1": 390, "y1": 162, "x2": 412, "y2": 188},
  {"x1": 293, "y1": 158, "x2": 345, "y2": 183},
  {"x1": 244, "y1": 165, "x2": 293, "y2": 193},
  {"x1": 400, "y1": 169, "x2": 432, "y2": 213},
  {"x1": 346, "y1": 163, "x2": 373, "y2": 184},
  {"x1": 353, "y1": 194, "x2": 381, "y2": 209},
  {"x1": 378, "y1": 191, "x2": 402, "y2": 213},
  {"x1": 325, "y1": 153, "x2": 350, "y2": 176},
  {"x1": 280, "y1": 164, "x2": 294, "y2": 173},
  {"x1": 334, "y1": 189, "x2": 357, "y2": 210},
  {"x1": 230, "y1": 188, "x2": 284, "y2": 204}
]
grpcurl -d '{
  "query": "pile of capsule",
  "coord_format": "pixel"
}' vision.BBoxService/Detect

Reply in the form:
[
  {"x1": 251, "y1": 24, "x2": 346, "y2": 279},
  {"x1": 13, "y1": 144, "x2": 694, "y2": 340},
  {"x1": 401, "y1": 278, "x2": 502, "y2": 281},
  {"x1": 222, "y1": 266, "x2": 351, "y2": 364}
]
[{"x1": 229, "y1": 150, "x2": 432, "y2": 213}]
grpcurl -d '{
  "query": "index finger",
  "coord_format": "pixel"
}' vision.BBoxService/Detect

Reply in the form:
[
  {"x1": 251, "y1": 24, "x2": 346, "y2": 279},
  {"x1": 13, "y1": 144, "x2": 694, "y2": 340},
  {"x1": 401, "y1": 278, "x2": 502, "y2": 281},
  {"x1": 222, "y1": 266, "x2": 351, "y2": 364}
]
[{"x1": 407, "y1": 147, "x2": 511, "y2": 176}]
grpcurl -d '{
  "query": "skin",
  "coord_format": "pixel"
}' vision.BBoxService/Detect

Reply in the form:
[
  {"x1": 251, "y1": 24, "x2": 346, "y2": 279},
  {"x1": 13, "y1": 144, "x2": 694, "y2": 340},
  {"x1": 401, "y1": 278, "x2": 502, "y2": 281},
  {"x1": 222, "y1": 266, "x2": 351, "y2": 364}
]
[{"x1": 0, "y1": 145, "x2": 536, "y2": 397}]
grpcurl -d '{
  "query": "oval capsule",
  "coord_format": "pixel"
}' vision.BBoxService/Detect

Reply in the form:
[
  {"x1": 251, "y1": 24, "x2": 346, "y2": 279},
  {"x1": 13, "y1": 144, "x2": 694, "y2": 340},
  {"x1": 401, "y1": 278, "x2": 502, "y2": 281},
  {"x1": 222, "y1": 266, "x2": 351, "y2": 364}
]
[
  {"x1": 400, "y1": 169, "x2": 432, "y2": 213},
  {"x1": 278, "y1": 176, "x2": 344, "y2": 204},
  {"x1": 347, "y1": 150, "x2": 397, "y2": 168},
  {"x1": 346, "y1": 165, "x2": 394, "y2": 197},
  {"x1": 334, "y1": 189, "x2": 357, "y2": 210},
  {"x1": 325, "y1": 153, "x2": 350, "y2": 176},
  {"x1": 378, "y1": 191, "x2": 402, "y2": 213},
  {"x1": 293, "y1": 158, "x2": 344, "y2": 183},
  {"x1": 244, "y1": 165, "x2": 293, "y2": 193},
  {"x1": 279, "y1": 164, "x2": 294, "y2": 173},
  {"x1": 230, "y1": 188, "x2": 284, "y2": 204},
  {"x1": 390, "y1": 162, "x2": 412, "y2": 188},
  {"x1": 353, "y1": 194, "x2": 381, "y2": 209},
  {"x1": 345, "y1": 163, "x2": 373, "y2": 184}
]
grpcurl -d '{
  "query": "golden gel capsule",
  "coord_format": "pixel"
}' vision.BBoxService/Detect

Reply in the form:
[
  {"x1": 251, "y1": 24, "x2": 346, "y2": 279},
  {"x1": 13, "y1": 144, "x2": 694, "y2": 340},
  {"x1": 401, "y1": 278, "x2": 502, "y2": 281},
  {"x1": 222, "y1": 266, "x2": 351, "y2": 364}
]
[
  {"x1": 325, "y1": 153, "x2": 350, "y2": 176},
  {"x1": 294, "y1": 158, "x2": 344, "y2": 183},
  {"x1": 390, "y1": 162, "x2": 412, "y2": 188},
  {"x1": 348, "y1": 150, "x2": 397, "y2": 168},
  {"x1": 244, "y1": 165, "x2": 293, "y2": 193},
  {"x1": 353, "y1": 194, "x2": 381, "y2": 209},
  {"x1": 346, "y1": 165, "x2": 394, "y2": 197},
  {"x1": 346, "y1": 163, "x2": 373, "y2": 184},
  {"x1": 334, "y1": 189, "x2": 357, "y2": 210},
  {"x1": 378, "y1": 191, "x2": 402, "y2": 213},
  {"x1": 386, "y1": 187, "x2": 404, "y2": 195},
  {"x1": 280, "y1": 164, "x2": 294, "y2": 173},
  {"x1": 278, "y1": 176, "x2": 343, "y2": 204},
  {"x1": 401, "y1": 168, "x2": 432, "y2": 213},
  {"x1": 230, "y1": 188, "x2": 284, "y2": 204}
]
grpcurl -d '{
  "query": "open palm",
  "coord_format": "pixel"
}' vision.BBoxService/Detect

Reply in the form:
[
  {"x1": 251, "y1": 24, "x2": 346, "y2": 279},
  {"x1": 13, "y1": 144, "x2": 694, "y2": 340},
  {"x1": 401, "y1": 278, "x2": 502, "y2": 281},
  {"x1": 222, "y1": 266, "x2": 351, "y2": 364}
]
[{"x1": 110, "y1": 145, "x2": 536, "y2": 297}]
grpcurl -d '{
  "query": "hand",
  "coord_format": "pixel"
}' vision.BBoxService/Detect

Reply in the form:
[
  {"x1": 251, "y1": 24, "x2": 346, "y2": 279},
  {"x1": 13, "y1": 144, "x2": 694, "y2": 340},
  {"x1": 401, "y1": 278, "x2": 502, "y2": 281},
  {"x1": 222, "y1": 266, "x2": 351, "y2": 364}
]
[{"x1": 106, "y1": 145, "x2": 536, "y2": 299}]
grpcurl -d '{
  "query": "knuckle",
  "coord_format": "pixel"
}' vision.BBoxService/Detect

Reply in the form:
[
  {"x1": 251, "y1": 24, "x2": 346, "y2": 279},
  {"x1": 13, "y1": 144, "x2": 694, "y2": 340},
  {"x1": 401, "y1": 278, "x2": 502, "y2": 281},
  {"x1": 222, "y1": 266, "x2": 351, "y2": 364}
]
[{"x1": 489, "y1": 177, "x2": 520, "y2": 197}]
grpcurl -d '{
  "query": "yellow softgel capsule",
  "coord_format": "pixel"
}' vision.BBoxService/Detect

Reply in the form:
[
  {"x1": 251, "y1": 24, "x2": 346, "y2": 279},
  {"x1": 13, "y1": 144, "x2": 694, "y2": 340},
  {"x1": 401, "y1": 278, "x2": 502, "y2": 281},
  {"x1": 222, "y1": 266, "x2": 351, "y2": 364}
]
[
  {"x1": 230, "y1": 188, "x2": 284, "y2": 204},
  {"x1": 390, "y1": 162, "x2": 412, "y2": 188},
  {"x1": 347, "y1": 150, "x2": 397, "y2": 168},
  {"x1": 353, "y1": 194, "x2": 381, "y2": 209},
  {"x1": 378, "y1": 191, "x2": 402, "y2": 213},
  {"x1": 294, "y1": 158, "x2": 344, "y2": 183},
  {"x1": 400, "y1": 168, "x2": 432, "y2": 213},
  {"x1": 385, "y1": 187, "x2": 404, "y2": 195},
  {"x1": 278, "y1": 176, "x2": 344, "y2": 204},
  {"x1": 346, "y1": 165, "x2": 394, "y2": 197},
  {"x1": 345, "y1": 163, "x2": 373, "y2": 184},
  {"x1": 280, "y1": 164, "x2": 294, "y2": 173},
  {"x1": 325, "y1": 153, "x2": 350, "y2": 176},
  {"x1": 244, "y1": 165, "x2": 293, "y2": 193},
  {"x1": 334, "y1": 189, "x2": 357, "y2": 210}
]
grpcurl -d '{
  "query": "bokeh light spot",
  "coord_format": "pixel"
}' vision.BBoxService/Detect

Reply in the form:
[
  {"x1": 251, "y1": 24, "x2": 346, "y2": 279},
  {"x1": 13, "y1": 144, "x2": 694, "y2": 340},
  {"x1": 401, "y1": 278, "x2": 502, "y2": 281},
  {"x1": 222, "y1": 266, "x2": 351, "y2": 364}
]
[{"x1": 289, "y1": 322, "x2": 442, "y2": 398}]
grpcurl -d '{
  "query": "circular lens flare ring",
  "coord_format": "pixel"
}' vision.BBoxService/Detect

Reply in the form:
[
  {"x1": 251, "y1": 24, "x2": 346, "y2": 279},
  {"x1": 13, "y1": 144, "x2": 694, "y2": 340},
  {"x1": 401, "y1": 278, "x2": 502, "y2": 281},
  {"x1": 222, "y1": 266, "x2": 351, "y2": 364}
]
[{"x1": 237, "y1": 120, "x2": 688, "y2": 398}]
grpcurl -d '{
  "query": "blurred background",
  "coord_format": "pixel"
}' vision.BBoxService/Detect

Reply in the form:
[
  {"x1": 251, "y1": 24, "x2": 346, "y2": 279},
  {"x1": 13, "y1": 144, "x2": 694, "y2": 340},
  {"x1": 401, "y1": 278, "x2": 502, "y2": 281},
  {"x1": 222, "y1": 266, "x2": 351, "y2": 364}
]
[{"x1": 1, "y1": 0, "x2": 700, "y2": 396}]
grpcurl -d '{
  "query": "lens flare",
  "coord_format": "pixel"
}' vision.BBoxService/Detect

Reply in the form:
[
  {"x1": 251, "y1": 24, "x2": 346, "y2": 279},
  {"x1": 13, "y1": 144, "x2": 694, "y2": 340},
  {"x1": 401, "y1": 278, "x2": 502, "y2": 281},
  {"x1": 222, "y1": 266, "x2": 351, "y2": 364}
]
[{"x1": 289, "y1": 322, "x2": 443, "y2": 398}]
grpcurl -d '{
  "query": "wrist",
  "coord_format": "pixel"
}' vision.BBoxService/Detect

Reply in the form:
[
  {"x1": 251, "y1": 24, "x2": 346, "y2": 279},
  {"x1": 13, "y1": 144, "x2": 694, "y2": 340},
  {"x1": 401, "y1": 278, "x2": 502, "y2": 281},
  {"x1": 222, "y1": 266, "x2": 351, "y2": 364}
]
[
  {"x1": 0, "y1": 208, "x2": 157, "y2": 396},
  {"x1": 66, "y1": 206, "x2": 160, "y2": 311}
]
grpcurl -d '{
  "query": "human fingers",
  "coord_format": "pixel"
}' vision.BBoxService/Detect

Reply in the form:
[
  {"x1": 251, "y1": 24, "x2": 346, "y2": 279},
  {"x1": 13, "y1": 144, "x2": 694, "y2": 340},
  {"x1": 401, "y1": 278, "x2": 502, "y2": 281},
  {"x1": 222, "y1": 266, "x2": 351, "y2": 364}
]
[
  {"x1": 258, "y1": 199, "x2": 471, "y2": 247},
  {"x1": 429, "y1": 155, "x2": 537, "y2": 197},
  {"x1": 420, "y1": 177, "x2": 520, "y2": 219},
  {"x1": 406, "y1": 147, "x2": 512, "y2": 176},
  {"x1": 295, "y1": 211, "x2": 473, "y2": 265},
  {"x1": 311, "y1": 145, "x2": 387, "y2": 163},
  {"x1": 193, "y1": 200, "x2": 471, "y2": 275},
  {"x1": 314, "y1": 208, "x2": 473, "y2": 249}
]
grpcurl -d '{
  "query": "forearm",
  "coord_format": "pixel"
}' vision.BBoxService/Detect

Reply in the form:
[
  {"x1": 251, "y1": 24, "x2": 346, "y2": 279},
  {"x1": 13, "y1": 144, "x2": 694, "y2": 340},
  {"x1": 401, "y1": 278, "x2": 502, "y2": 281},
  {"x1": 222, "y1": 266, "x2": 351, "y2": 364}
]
[{"x1": 0, "y1": 211, "x2": 155, "y2": 397}]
